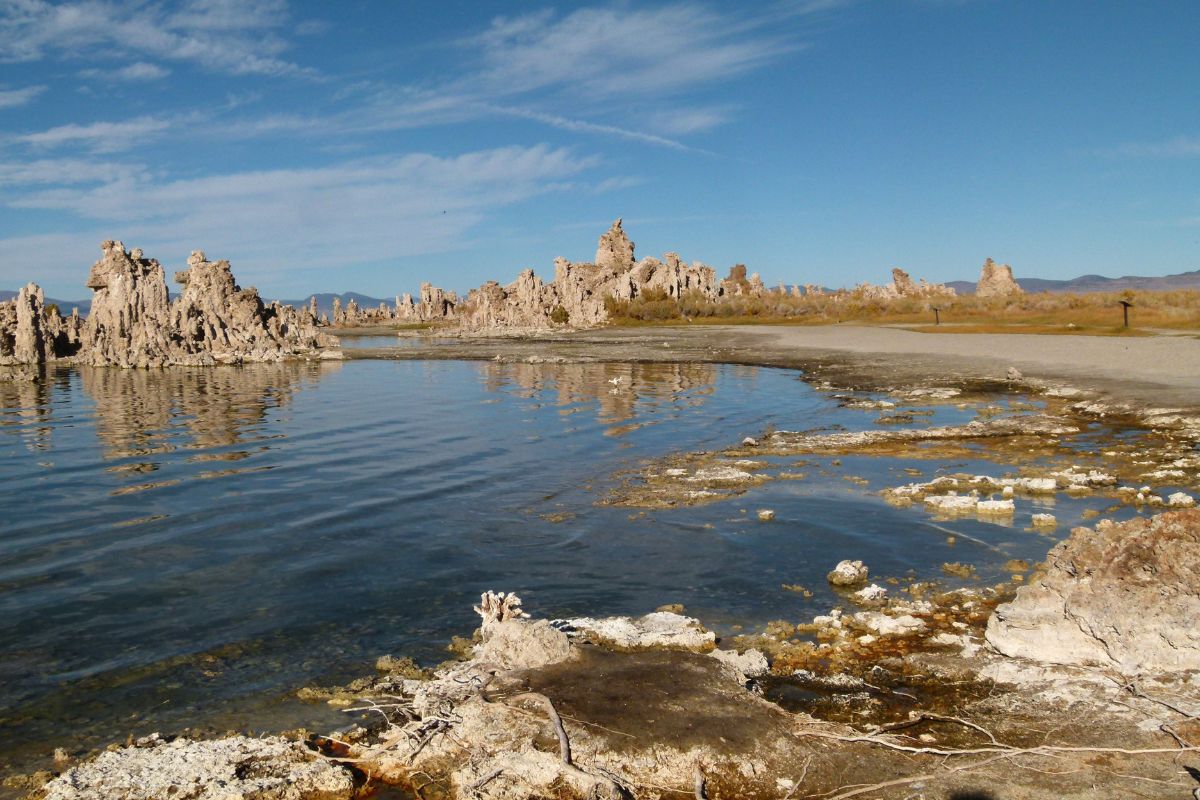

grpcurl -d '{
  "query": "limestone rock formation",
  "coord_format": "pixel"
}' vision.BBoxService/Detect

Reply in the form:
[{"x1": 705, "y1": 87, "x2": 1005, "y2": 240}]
[
  {"x1": 0, "y1": 283, "x2": 81, "y2": 366},
  {"x1": 594, "y1": 217, "x2": 635, "y2": 271},
  {"x1": 976, "y1": 258, "x2": 1022, "y2": 297},
  {"x1": 890, "y1": 267, "x2": 918, "y2": 296},
  {"x1": 458, "y1": 220, "x2": 724, "y2": 331},
  {"x1": 80, "y1": 242, "x2": 177, "y2": 368},
  {"x1": 986, "y1": 510, "x2": 1200, "y2": 674},
  {"x1": 394, "y1": 283, "x2": 458, "y2": 323},
  {"x1": 80, "y1": 241, "x2": 337, "y2": 368},
  {"x1": 41, "y1": 733, "x2": 355, "y2": 800},
  {"x1": 854, "y1": 269, "x2": 956, "y2": 302}
]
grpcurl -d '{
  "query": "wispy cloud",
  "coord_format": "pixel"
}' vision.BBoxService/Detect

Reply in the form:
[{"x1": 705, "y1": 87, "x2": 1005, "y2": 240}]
[
  {"x1": 0, "y1": 157, "x2": 149, "y2": 186},
  {"x1": 0, "y1": 0, "x2": 311, "y2": 77},
  {"x1": 16, "y1": 117, "x2": 172, "y2": 153},
  {"x1": 79, "y1": 61, "x2": 171, "y2": 81},
  {"x1": 1098, "y1": 135, "x2": 1200, "y2": 158},
  {"x1": 465, "y1": 5, "x2": 799, "y2": 100},
  {"x1": 0, "y1": 84, "x2": 46, "y2": 108},
  {"x1": 2, "y1": 144, "x2": 605, "y2": 280},
  {"x1": 484, "y1": 104, "x2": 701, "y2": 152}
]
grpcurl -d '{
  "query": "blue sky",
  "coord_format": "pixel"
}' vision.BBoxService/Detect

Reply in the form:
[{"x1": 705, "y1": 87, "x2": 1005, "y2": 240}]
[{"x1": 0, "y1": 0, "x2": 1197, "y2": 300}]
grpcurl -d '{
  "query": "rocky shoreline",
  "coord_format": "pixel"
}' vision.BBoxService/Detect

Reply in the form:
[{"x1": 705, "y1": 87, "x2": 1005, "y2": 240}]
[
  {"x1": 12, "y1": 356, "x2": 1200, "y2": 798},
  {"x1": 24, "y1": 509, "x2": 1200, "y2": 800},
  {"x1": 6, "y1": 302, "x2": 1200, "y2": 798}
]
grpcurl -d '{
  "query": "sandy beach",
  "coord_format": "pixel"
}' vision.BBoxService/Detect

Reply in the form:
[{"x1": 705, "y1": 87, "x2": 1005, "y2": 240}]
[
  {"x1": 366, "y1": 323, "x2": 1200, "y2": 412},
  {"x1": 726, "y1": 324, "x2": 1200, "y2": 406}
]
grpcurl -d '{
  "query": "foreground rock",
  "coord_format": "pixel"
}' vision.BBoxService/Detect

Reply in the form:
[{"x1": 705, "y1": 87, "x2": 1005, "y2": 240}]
[
  {"x1": 81, "y1": 241, "x2": 338, "y2": 367},
  {"x1": 986, "y1": 509, "x2": 1200, "y2": 674},
  {"x1": 41, "y1": 734, "x2": 354, "y2": 800},
  {"x1": 301, "y1": 592, "x2": 869, "y2": 799}
]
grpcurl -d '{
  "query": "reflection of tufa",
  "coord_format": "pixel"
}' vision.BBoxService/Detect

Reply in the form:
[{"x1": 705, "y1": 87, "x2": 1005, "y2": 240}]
[{"x1": 473, "y1": 591, "x2": 530, "y2": 627}]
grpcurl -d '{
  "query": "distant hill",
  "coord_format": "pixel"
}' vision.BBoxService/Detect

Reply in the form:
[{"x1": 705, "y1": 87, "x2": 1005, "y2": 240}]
[
  {"x1": 276, "y1": 292, "x2": 394, "y2": 319},
  {"x1": 0, "y1": 290, "x2": 90, "y2": 315},
  {"x1": 947, "y1": 269, "x2": 1200, "y2": 295}
]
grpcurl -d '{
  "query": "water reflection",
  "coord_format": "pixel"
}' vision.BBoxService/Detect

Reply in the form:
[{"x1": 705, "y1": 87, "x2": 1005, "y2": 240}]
[
  {"x1": 0, "y1": 371, "x2": 61, "y2": 452},
  {"x1": 479, "y1": 361, "x2": 718, "y2": 431},
  {"x1": 80, "y1": 361, "x2": 340, "y2": 463}
]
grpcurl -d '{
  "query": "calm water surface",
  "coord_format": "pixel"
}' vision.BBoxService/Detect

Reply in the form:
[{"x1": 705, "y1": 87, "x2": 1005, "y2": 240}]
[{"x1": 0, "y1": 355, "x2": 1131, "y2": 768}]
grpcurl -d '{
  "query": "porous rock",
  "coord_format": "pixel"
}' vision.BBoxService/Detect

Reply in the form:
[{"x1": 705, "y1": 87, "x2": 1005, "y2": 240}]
[
  {"x1": 986, "y1": 510, "x2": 1200, "y2": 674},
  {"x1": 827, "y1": 559, "x2": 869, "y2": 586},
  {"x1": 554, "y1": 611, "x2": 716, "y2": 651},
  {"x1": 40, "y1": 734, "x2": 354, "y2": 800},
  {"x1": 476, "y1": 618, "x2": 573, "y2": 670},
  {"x1": 79, "y1": 241, "x2": 337, "y2": 367},
  {"x1": 0, "y1": 283, "x2": 83, "y2": 365},
  {"x1": 975, "y1": 257, "x2": 1023, "y2": 298}
]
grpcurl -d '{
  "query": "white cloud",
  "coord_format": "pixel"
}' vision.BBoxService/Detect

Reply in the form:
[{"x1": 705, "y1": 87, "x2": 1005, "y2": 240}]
[
  {"x1": 0, "y1": 156, "x2": 148, "y2": 185},
  {"x1": 3, "y1": 144, "x2": 603, "y2": 281},
  {"x1": 466, "y1": 5, "x2": 798, "y2": 100},
  {"x1": 644, "y1": 106, "x2": 731, "y2": 136},
  {"x1": 16, "y1": 117, "x2": 171, "y2": 152},
  {"x1": 79, "y1": 61, "x2": 171, "y2": 81},
  {"x1": 0, "y1": 0, "x2": 310, "y2": 77},
  {"x1": 0, "y1": 84, "x2": 46, "y2": 108}
]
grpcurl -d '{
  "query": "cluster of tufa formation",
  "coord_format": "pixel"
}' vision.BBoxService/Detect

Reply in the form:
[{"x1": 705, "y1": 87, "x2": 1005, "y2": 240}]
[
  {"x1": 0, "y1": 283, "x2": 82, "y2": 366},
  {"x1": 851, "y1": 267, "x2": 957, "y2": 302},
  {"x1": 458, "y1": 219, "x2": 729, "y2": 330},
  {"x1": 4, "y1": 241, "x2": 340, "y2": 369},
  {"x1": 329, "y1": 283, "x2": 458, "y2": 327},
  {"x1": 975, "y1": 257, "x2": 1023, "y2": 297}
]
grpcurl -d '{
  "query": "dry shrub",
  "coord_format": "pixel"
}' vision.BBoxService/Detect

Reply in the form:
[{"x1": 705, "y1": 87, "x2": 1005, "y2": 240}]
[{"x1": 606, "y1": 287, "x2": 1200, "y2": 332}]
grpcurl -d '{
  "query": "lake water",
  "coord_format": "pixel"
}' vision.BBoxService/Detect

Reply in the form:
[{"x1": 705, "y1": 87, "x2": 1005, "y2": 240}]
[{"x1": 0, "y1": 353, "x2": 1134, "y2": 772}]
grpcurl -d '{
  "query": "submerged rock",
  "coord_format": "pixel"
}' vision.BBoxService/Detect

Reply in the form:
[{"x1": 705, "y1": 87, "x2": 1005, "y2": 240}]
[
  {"x1": 41, "y1": 734, "x2": 354, "y2": 800},
  {"x1": 827, "y1": 560, "x2": 869, "y2": 587},
  {"x1": 986, "y1": 510, "x2": 1200, "y2": 674}
]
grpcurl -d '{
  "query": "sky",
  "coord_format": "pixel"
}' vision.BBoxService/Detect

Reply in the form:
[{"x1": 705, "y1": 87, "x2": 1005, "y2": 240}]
[{"x1": 0, "y1": 0, "x2": 1197, "y2": 301}]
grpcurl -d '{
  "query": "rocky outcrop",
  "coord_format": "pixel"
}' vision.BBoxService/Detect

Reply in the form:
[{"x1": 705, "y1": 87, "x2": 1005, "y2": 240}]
[
  {"x1": 81, "y1": 242, "x2": 177, "y2": 367},
  {"x1": 41, "y1": 733, "x2": 355, "y2": 800},
  {"x1": 986, "y1": 510, "x2": 1200, "y2": 675},
  {"x1": 594, "y1": 217, "x2": 635, "y2": 271},
  {"x1": 394, "y1": 283, "x2": 459, "y2": 323},
  {"x1": 853, "y1": 268, "x2": 956, "y2": 302},
  {"x1": 459, "y1": 220, "x2": 724, "y2": 331},
  {"x1": 80, "y1": 241, "x2": 337, "y2": 368},
  {"x1": 976, "y1": 258, "x2": 1022, "y2": 297},
  {"x1": 323, "y1": 594, "x2": 816, "y2": 800},
  {"x1": 0, "y1": 283, "x2": 81, "y2": 365}
]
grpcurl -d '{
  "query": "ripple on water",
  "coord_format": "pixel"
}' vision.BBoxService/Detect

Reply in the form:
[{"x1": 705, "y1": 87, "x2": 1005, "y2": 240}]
[{"x1": 0, "y1": 356, "x2": 1142, "y2": 774}]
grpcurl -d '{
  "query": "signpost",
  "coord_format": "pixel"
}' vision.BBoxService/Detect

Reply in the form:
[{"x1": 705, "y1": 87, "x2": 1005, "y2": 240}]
[{"x1": 1119, "y1": 299, "x2": 1133, "y2": 329}]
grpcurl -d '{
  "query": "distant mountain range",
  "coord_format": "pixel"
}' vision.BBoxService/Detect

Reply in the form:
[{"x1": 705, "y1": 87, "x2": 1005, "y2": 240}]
[
  {"x1": 6, "y1": 271, "x2": 1199, "y2": 316},
  {"x1": 275, "y1": 292, "x2": 394, "y2": 319},
  {"x1": 0, "y1": 290, "x2": 91, "y2": 315},
  {"x1": 946, "y1": 268, "x2": 1200, "y2": 295}
]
